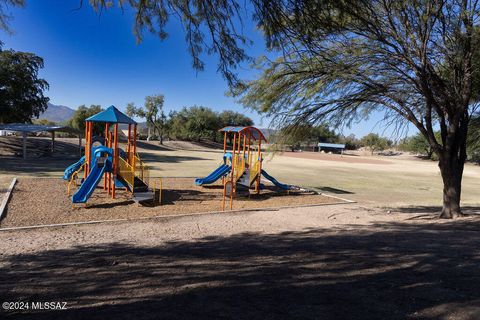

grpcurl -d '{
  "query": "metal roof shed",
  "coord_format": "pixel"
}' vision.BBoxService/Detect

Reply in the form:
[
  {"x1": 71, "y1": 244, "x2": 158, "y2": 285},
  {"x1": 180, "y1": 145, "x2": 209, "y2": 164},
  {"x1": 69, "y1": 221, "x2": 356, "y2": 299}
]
[
  {"x1": 318, "y1": 143, "x2": 346, "y2": 149},
  {"x1": 0, "y1": 123, "x2": 82, "y2": 159},
  {"x1": 318, "y1": 142, "x2": 346, "y2": 154}
]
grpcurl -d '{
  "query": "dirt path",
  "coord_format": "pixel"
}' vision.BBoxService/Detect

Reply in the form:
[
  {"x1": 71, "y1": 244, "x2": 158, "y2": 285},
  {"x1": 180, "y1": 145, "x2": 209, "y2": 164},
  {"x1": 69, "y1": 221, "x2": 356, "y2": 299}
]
[{"x1": 1, "y1": 204, "x2": 480, "y2": 319}]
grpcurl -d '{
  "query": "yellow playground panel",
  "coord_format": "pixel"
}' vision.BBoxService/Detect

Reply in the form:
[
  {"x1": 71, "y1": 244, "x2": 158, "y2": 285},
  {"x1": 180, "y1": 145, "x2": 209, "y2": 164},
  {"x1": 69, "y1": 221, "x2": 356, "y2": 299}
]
[
  {"x1": 220, "y1": 126, "x2": 265, "y2": 210},
  {"x1": 196, "y1": 126, "x2": 298, "y2": 210},
  {"x1": 63, "y1": 105, "x2": 160, "y2": 206}
]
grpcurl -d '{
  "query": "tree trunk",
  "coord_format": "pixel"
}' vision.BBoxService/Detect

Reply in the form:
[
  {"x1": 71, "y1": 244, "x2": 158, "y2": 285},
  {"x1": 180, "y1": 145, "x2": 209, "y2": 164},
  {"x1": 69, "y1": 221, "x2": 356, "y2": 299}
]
[
  {"x1": 438, "y1": 151, "x2": 466, "y2": 218},
  {"x1": 153, "y1": 123, "x2": 164, "y2": 145}
]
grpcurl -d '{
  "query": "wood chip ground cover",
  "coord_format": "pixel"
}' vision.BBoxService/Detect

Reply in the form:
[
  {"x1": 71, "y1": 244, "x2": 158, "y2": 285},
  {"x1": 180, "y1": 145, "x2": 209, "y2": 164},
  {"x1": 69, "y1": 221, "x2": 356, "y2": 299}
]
[{"x1": 0, "y1": 178, "x2": 341, "y2": 228}]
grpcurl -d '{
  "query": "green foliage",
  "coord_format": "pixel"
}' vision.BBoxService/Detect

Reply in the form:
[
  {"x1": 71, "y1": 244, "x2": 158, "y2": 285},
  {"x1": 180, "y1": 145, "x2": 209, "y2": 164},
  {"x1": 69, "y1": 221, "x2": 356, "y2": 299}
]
[
  {"x1": 360, "y1": 133, "x2": 390, "y2": 154},
  {"x1": 398, "y1": 125, "x2": 480, "y2": 162},
  {"x1": 126, "y1": 94, "x2": 167, "y2": 144},
  {"x1": 125, "y1": 103, "x2": 138, "y2": 120},
  {"x1": 339, "y1": 134, "x2": 361, "y2": 150},
  {"x1": 127, "y1": 97, "x2": 255, "y2": 143},
  {"x1": 33, "y1": 118, "x2": 57, "y2": 126},
  {"x1": 0, "y1": 48, "x2": 49, "y2": 123},
  {"x1": 67, "y1": 105, "x2": 103, "y2": 135},
  {"x1": 467, "y1": 115, "x2": 480, "y2": 164},
  {"x1": 218, "y1": 110, "x2": 253, "y2": 128},
  {"x1": 217, "y1": 110, "x2": 254, "y2": 142},
  {"x1": 272, "y1": 124, "x2": 315, "y2": 151},
  {"x1": 398, "y1": 133, "x2": 439, "y2": 159},
  {"x1": 271, "y1": 123, "x2": 339, "y2": 151},
  {"x1": 166, "y1": 106, "x2": 254, "y2": 142},
  {"x1": 311, "y1": 125, "x2": 339, "y2": 143},
  {"x1": 398, "y1": 131, "x2": 445, "y2": 160},
  {"x1": 169, "y1": 106, "x2": 219, "y2": 141}
]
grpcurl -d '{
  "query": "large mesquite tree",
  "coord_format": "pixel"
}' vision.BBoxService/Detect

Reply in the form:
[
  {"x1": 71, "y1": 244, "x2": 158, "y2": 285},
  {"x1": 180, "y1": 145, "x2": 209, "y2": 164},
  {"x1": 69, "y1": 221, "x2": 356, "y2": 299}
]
[{"x1": 236, "y1": 0, "x2": 480, "y2": 218}]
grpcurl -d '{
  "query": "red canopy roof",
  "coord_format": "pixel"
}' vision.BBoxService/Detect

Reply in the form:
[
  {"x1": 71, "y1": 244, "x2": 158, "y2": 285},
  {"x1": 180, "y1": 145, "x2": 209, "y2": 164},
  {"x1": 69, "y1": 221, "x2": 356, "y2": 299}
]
[{"x1": 219, "y1": 126, "x2": 267, "y2": 142}]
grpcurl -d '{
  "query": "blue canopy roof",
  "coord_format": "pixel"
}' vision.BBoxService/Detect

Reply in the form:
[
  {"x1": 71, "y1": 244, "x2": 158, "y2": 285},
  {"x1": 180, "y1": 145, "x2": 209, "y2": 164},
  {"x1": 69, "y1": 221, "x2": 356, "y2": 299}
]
[
  {"x1": 219, "y1": 126, "x2": 267, "y2": 142},
  {"x1": 86, "y1": 105, "x2": 137, "y2": 124}
]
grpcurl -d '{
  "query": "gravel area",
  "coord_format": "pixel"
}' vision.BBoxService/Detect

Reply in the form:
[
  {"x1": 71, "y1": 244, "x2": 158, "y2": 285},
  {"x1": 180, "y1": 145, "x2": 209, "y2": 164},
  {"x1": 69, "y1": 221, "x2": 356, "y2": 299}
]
[{"x1": 0, "y1": 178, "x2": 339, "y2": 228}]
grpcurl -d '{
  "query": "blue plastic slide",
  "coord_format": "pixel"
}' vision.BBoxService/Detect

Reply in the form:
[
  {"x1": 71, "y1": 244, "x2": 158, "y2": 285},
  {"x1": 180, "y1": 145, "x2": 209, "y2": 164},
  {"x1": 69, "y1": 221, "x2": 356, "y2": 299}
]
[
  {"x1": 195, "y1": 164, "x2": 231, "y2": 185},
  {"x1": 261, "y1": 169, "x2": 292, "y2": 190},
  {"x1": 63, "y1": 156, "x2": 85, "y2": 180},
  {"x1": 72, "y1": 161, "x2": 108, "y2": 203}
]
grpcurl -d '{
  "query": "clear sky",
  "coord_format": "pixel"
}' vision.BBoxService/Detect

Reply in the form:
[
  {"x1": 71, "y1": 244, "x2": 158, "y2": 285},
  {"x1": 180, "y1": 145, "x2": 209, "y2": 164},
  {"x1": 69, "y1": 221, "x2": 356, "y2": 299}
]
[{"x1": 0, "y1": 0, "x2": 410, "y2": 138}]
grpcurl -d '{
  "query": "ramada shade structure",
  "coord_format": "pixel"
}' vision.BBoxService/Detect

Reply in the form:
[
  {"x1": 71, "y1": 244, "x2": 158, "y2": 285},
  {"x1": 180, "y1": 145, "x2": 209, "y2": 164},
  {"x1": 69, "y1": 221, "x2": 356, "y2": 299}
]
[{"x1": 0, "y1": 123, "x2": 82, "y2": 159}]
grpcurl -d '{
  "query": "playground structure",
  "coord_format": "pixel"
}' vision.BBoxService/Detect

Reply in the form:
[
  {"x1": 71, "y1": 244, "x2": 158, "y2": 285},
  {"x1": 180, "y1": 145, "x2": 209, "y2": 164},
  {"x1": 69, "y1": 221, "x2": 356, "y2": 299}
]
[
  {"x1": 195, "y1": 126, "x2": 297, "y2": 210},
  {"x1": 64, "y1": 106, "x2": 159, "y2": 205}
]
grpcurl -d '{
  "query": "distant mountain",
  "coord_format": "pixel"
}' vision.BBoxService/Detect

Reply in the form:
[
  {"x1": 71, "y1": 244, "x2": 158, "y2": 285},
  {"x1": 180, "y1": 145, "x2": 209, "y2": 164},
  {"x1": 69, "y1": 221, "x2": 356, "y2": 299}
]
[{"x1": 38, "y1": 103, "x2": 75, "y2": 123}]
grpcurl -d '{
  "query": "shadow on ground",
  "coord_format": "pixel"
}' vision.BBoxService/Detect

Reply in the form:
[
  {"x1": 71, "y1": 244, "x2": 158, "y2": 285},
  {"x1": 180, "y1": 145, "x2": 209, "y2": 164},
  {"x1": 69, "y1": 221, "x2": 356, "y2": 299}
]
[
  {"x1": 135, "y1": 141, "x2": 172, "y2": 152},
  {"x1": 163, "y1": 139, "x2": 227, "y2": 153},
  {"x1": 138, "y1": 152, "x2": 207, "y2": 164},
  {"x1": 315, "y1": 186, "x2": 355, "y2": 194},
  {"x1": 0, "y1": 157, "x2": 73, "y2": 176},
  {"x1": 86, "y1": 200, "x2": 135, "y2": 209},
  {"x1": 0, "y1": 137, "x2": 82, "y2": 176},
  {"x1": 0, "y1": 137, "x2": 81, "y2": 158},
  {"x1": 161, "y1": 189, "x2": 212, "y2": 205},
  {"x1": 2, "y1": 219, "x2": 480, "y2": 319},
  {"x1": 188, "y1": 140, "x2": 224, "y2": 150},
  {"x1": 0, "y1": 151, "x2": 206, "y2": 176},
  {"x1": 391, "y1": 206, "x2": 480, "y2": 219}
]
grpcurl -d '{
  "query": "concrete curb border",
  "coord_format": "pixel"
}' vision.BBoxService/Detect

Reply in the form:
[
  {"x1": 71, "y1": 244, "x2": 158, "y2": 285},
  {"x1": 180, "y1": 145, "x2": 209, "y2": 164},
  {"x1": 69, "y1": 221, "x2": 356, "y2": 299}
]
[{"x1": 0, "y1": 178, "x2": 16, "y2": 220}]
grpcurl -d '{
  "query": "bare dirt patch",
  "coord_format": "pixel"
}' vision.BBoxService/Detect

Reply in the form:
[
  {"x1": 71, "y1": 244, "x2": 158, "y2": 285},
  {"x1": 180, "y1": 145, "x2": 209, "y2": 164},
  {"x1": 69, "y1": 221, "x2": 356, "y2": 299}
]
[
  {"x1": 0, "y1": 178, "x2": 340, "y2": 228},
  {"x1": 281, "y1": 151, "x2": 393, "y2": 165}
]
